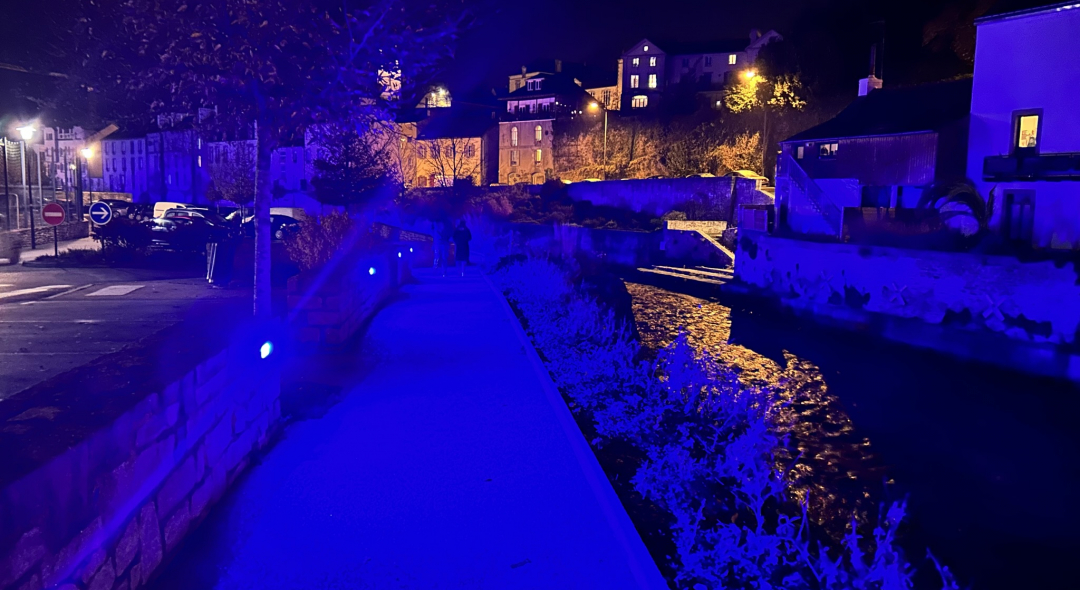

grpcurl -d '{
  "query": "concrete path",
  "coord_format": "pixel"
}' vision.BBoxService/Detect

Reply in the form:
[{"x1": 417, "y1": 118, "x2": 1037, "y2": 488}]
[{"x1": 153, "y1": 267, "x2": 667, "y2": 589}]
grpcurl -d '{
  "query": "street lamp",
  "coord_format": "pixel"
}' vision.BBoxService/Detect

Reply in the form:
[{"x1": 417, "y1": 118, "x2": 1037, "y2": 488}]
[
  {"x1": 742, "y1": 69, "x2": 757, "y2": 80},
  {"x1": 81, "y1": 147, "x2": 95, "y2": 203},
  {"x1": 16, "y1": 125, "x2": 37, "y2": 248},
  {"x1": 588, "y1": 101, "x2": 609, "y2": 174}
]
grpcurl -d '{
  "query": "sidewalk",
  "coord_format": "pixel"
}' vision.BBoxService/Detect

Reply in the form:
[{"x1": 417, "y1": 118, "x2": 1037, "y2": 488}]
[
  {"x1": 19, "y1": 236, "x2": 98, "y2": 262},
  {"x1": 154, "y1": 267, "x2": 668, "y2": 589}
]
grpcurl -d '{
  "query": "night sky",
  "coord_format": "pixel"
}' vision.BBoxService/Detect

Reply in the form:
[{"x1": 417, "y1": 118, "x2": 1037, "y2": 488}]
[{"x1": 0, "y1": 0, "x2": 1054, "y2": 119}]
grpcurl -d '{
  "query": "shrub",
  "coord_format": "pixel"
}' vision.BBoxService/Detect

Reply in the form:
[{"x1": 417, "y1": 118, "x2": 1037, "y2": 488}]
[
  {"x1": 284, "y1": 211, "x2": 378, "y2": 271},
  {"x1": 492, "y1": 256, "x2": 958, "y2": 590}
]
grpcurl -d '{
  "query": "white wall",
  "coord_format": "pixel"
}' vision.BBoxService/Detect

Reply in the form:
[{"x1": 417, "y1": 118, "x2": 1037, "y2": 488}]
[{"x1": 968, "y1": 7, "x2": 1080, "y2": 249}]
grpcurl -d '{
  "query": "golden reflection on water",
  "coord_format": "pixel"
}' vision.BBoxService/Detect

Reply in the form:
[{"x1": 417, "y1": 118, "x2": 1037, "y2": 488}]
[{"x1": 626, "y1": 282, "x2": 886, "y2": 537}]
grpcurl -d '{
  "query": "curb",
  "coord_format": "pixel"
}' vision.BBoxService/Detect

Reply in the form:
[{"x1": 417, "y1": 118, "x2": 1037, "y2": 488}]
[{"x1": 481, "y1": 272, "x2": 671, "y2": 590}]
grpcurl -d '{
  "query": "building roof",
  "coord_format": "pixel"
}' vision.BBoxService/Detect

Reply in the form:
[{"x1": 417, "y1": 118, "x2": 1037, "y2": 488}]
[
  {"x1": 977, "y1": 1, "x2": 1080, "y2": 23},
  {"x1": 653, "y1": 38, "x2": 750, "y2": 56},
  {"x1": 500, "y1": 72, "x2": 590, "y2": 100},
  {"x1": 782, "y1": 78, "x2": 973, "y2": 143},
  {"x1": 414, "y1": 106, "x2": 497, "y2": 140}
]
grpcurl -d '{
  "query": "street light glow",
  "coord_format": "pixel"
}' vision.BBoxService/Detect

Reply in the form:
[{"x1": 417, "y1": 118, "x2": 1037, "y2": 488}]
[
  {"x1": 16, "y1": 125, "x2": 35, "y2": 141},
  {"x1": 81, "y1": 147, "x2": 94, "y2": 159},
  {"x1": 742, "y1": 70, "x2": 757, "y2": 80},
  {"x1": 588, "y1": 101, "x2": 599, "y2": 110}
]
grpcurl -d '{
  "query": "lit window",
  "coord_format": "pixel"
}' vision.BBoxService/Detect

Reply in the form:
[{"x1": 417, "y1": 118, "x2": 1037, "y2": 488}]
[
  {"x1": 535, "y1": 125, "x2": 543, "y2": 143},
  {"x1": 630, "y1": 74, "x2": 640, "y2": 89},
  {"x1": 510, "y1": 150, "x2": 518, "y2": 166},
  {"x1": 649, "y1": 56, "x2": 657, "y2": 67},
  {"x1": 535, "y1": 149, "x2": 542, "y2": 163},
  {"x1": 643, "y1": 45, "x2": 649, "y2": 52},
  {"x1": 648, "y1": 74, "x2": 657, "y2": 89},
  {"x1": 796, "y1": 146, "x2": 804, "y2": 159},
  {"x1": 728, "y1": 54, "x2": 737, "y2": 65},
  {"x1": 632, "y1": 95, "x2": 648, "y2": 108},
  {"x1": 465, "y1": 143, "x2": 475, "y2": 158},
  {"x1": 819, "y1": 142, "x2": 839, "y2": 158},
  {"x1": 632, "y1": 57, "x2": 639, "y2": 67},
  {"x1": 1017, "y1": 113, "x2": 1040, "y2": 150},
  {"x1": 705, "y1": 56, "x2": 713, "y2": 67},
  {"x1": 511, "y1": 126, "x2": 519, "y2": 147}
]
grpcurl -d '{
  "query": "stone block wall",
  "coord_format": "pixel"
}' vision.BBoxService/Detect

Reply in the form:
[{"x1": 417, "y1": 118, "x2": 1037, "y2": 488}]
[
  {"x1": 0, "y1": 330, "x2": 281, "y2": 590},
  {"x1": 734, "y1": 231, "x2": 1080, "y2": 349},
  {"x1": 11, "y1": 221, "x2": 90, "y2": 250},
  {"x1": 288, "y1": 250, "x2": 412, "y2": 347},
  {"x1": 566, "y1": 176, "x2": 769, "y2": 218}
]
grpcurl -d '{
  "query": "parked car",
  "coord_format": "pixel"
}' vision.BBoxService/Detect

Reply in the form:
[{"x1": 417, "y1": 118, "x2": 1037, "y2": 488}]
[
  {"x1": 685, "y1": 173, "x2": 716, "y2": 178},
  {"x1": 153, "y1": 201, "x2": 193, "y2": 218},
  {"x1": 122, "y1": 204, "x2": 154, "y2": 222},
  {"x1": 240, "y1": 214, "x2": 301, "y2": 241},
  {"x1": 148, "y1": 208, "x2": 232, "y2": 252}
]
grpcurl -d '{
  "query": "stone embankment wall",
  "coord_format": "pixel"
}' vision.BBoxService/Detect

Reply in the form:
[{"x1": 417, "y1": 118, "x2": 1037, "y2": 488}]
[
  {"x1": 566, "y1": 177, "x2": 770, "y2": 218},
  {"x1": 0, "y1": 322, "x2": 281, "y2": 590},
  {"x1": 733, "y1": 231, "x2": 1080, "y2": 379},
  {"x1": 12, "y1": 220, "x2": 90, "y2": 249},
  {"x1": 288, "y1": 250, "x2": 413, "y2": 347}
]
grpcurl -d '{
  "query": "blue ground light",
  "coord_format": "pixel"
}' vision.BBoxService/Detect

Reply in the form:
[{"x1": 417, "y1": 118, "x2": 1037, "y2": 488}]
[
  {"x1": 260, "y1": 341, "x2": 273, "y2": 359},
  {"x1": 368, "y1": 267, "x2": 376, "y2": 275}
]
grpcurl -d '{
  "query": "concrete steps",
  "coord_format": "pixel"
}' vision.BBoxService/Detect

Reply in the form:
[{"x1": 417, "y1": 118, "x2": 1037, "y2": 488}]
[{"x1": 637, "y1": 265, "x2": 733, "y2": 285}]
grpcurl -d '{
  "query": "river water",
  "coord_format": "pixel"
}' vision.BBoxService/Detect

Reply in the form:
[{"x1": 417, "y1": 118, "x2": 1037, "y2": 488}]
[{"x1": 623, "y1": 280, "x2": 1080, "y2": 590}]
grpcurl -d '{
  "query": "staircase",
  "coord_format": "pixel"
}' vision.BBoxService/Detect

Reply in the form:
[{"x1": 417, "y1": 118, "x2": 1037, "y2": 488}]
[
  {"x1": 785, "y1": 154, "x2": 842, "y2": 237},
  {"x1": 636, "y1": 265, "x2": 734, "y2": 285}
]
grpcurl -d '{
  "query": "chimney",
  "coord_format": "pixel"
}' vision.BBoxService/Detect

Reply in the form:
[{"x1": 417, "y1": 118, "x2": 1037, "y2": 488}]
[
  {"x1": 858, "y1": 44, "x2": 883, "y2": 96},
  {"x1": 750, "y1": 29, "x2": 762, "y2": 42}
]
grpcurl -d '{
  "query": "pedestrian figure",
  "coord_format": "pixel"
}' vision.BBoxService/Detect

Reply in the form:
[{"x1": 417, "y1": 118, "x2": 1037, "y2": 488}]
[
  {"x1": 435, "y1": 218, "x2": 453, "y2": 277},
  {"x1": 453, "y1": 220, "x2": 472, "y2": 277}
]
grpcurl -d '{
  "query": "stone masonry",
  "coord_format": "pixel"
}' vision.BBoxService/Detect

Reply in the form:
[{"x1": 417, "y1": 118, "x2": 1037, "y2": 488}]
[{"x1": 0, "y1": 335, "x2": 281, "y2": 590}]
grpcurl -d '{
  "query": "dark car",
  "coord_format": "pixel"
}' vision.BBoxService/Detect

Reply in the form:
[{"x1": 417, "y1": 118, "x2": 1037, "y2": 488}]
[
  {"x1": 124, "y1": 204, "x2": 155, "y2": 222},
  {"x1": 148, "y1": 208, "x2": 232, "y2": 252},
  {"x1": 240, "y1": 214, "x2": 300, "y2": 241}
]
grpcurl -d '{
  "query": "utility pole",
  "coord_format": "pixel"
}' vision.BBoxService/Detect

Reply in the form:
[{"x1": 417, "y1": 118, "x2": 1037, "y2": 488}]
[{"x1": 2, "y1": 139, "x2": 9, "y2": 230}]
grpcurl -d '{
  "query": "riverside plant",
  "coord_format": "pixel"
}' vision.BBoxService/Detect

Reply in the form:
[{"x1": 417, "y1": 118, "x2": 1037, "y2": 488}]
[{"x1": 492, "y1": 256, "x2": 960, "y2": 590}]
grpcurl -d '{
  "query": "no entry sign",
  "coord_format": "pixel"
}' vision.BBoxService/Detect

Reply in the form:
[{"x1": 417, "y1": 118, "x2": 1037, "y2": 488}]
[{"x1": 42, "y1": 203, "x2": 66, "y2": 227}]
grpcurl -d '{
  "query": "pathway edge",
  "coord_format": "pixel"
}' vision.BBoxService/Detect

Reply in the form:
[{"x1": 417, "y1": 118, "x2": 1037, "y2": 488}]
[{"x1": 482, "y1": 272, "x2": 670, "y2": 590}]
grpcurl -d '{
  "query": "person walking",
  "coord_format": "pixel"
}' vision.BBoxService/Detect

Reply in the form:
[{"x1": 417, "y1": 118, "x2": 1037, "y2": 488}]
[
  {"x1": 452, "y1": 220, "x2": 472, "y2": 277},
  {"x1": 435, "y1": 218, "x2": 453, "y2": 277}
]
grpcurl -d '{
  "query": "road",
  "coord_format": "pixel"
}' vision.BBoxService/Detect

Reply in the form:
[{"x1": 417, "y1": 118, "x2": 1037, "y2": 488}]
[{"x1": 0, "y1": 263, "x2": 247, "y2": 401}]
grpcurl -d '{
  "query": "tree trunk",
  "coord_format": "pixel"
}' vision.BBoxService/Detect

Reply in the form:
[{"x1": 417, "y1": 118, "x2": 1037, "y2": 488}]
[{"x1": 253, "y1": 122, "x2": 275, "y2": 320}]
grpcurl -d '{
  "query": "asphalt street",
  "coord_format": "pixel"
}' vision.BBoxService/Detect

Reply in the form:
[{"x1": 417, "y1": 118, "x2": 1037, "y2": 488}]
[{"x1": 0, "y1": 263, "x2": 247, "y2": 401}]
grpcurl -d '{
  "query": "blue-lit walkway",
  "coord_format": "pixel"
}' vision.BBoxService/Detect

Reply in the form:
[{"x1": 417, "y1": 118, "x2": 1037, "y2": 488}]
[{"x1": 154, "y1": 268, "x2": 667, "y2": 589}]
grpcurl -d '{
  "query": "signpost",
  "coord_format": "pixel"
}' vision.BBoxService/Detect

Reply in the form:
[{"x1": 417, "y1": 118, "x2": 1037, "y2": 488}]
[
  {"x1": 41, "y1": 202, "x2": 65, "y2": 257},
  {"x1": 89, "y1": 201, "x2": 112, "y2": 226}
]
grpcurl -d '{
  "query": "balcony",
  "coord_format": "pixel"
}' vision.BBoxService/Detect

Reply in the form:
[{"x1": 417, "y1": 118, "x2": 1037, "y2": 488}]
[{"x1": 983, "y1": 153, "x2": 1080, "y2": 181}]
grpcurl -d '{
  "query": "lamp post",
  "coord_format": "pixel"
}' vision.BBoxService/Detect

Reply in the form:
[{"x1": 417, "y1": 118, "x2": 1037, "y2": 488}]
[
  {"x1": 81, "y1": 147, "x2": 94, "y2": 204},
  {"x1": 741, "y1": 70, "x2": 768, "y2": 174},
  {"x1": 2, "y1": 138, "x2": 9, "y2": 231},
  {"x1": 17, "y1": 125, "x2": 36, "y2": 249},
  {"x1": 588, "y1": 101, "x2": 609, "y2": 175}
]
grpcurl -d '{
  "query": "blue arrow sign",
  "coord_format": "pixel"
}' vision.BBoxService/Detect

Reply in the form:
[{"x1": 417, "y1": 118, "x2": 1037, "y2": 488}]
[{"x1": 89, "y1": 202, "x2": 113, "y2": 225}]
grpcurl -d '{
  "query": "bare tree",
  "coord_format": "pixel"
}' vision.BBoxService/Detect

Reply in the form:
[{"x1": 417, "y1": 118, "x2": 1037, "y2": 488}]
[
  {"x1": 206, "y1": 141, "x2": 256, "y2": 208},
  {"x1": 423, "y1": 137, "x2": 480, "y2": 187}
]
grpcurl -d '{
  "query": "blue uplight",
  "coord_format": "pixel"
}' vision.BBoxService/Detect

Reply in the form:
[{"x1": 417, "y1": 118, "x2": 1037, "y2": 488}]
[
  {"x1": 368, "y1": 267, "x2": 376, "y2": 275},
  {"x1": 409, "y1": 247, "x2": 414, "y2": 253},
  {"x1": 260, "y1": 341, "x2": 273, "y2": 359},
  {"x1": 397, "y1": 252, "x2": 402, "y2": 258}
]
